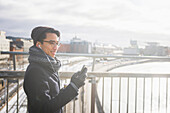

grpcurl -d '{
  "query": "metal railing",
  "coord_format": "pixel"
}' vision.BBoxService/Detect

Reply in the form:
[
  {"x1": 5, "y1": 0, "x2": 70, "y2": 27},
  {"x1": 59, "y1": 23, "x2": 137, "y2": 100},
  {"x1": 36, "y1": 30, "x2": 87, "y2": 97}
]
[
  {"x1": 0, "y1": 71, "x2": 170, "y2": 113},
  {"x1": 1, "y1": 51, "x2": 170, "y2": 113}
]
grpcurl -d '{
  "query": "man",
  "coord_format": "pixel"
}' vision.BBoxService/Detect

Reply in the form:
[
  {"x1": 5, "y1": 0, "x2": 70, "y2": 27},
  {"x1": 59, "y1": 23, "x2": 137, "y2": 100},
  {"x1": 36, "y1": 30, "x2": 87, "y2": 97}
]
[{"x1": 24, "y1": 26, "x2": 87, "y2": 113}]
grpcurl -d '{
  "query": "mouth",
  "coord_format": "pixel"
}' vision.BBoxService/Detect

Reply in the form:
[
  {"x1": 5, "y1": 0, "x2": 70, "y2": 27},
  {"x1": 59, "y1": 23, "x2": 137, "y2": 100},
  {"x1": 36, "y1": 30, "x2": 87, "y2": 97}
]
[{"x1": 51, "y1": 51, "x2": 56, "y2": 55}]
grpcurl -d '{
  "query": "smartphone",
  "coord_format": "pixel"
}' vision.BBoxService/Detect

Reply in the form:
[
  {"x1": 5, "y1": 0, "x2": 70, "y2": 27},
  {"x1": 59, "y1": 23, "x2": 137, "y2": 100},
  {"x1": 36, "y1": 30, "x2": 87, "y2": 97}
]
[{"x1": 80, "y1": 65, "x2": 86, "y2": 73}]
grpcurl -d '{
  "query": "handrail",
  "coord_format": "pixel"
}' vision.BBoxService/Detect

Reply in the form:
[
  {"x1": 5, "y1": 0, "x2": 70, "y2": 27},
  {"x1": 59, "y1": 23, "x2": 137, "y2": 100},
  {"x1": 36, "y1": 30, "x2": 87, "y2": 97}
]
[
  {"x1": 1, "y1": 51, "x2": 29, "y2": 55},
  {"x1": 1, "y1": 71, "x2": 170, "y2": 78},
  {"x1": 1, "y1": 51, "x2": 170, "y2": 60}
]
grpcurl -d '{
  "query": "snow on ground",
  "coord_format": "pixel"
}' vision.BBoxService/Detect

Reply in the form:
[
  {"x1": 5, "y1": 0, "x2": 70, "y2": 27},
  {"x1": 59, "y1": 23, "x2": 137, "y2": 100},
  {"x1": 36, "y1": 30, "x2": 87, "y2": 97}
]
[{"x1": 110, "y1": 62, "x2": 170, "y2": 74}]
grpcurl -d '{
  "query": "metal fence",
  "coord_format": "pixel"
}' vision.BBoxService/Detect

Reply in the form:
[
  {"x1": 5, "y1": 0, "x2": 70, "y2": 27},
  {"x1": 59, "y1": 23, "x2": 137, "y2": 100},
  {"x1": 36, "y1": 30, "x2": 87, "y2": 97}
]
[
  {"x1": 0, "y1": 72, "x2": 170, "y2": 113},
  {"x1": 0, "y1": 51, "x2": 170, "y2": 113}
]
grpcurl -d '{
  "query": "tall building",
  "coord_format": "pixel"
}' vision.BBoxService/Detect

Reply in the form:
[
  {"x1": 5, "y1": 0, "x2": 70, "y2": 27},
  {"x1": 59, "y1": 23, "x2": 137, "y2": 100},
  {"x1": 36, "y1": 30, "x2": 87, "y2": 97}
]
[
  {"x1": 0, "y1": 31, "x2": 10, "y2": 59},
  {"x1": 123, "y1": 40, "x2": 140, "y2": 55},
  {"x1": 7, "y1": 36, "x2": 33, "y2": 52},
  {"x1": 143, "y1": 42, "x2": 168, "y2": 56},
  {"x1": 70, "y1": 36, "x2": 91, "y2": 53},
  {"x1": 10, "y1": 38, "x2": 24, "y2": 61}
]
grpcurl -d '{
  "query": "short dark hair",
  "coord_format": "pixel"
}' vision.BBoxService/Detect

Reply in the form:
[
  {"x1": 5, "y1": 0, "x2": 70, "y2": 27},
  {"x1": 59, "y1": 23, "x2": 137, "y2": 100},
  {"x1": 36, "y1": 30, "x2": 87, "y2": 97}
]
[{"x1": 31, "y1": 26, "x2": 60, "y2": 45}]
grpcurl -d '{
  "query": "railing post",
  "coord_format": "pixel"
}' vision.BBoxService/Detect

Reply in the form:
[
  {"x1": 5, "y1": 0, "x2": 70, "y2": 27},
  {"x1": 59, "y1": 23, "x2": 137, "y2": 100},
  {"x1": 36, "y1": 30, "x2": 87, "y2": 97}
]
[
  {"x1": 158, "y1": 78, "x2": 160, "y2": 113},
  {"x1": 17, "y1": 79, "x2": 19, "y2": 113},
  {"x1": 6, "y1": 79, "x2": 9, "y2": 113},
  {"x1": 118, "y1": 77, "x2": 121, "y2": 113},
  {"x1": 4, "y1": 79, "x2": 7, "y2": 104},
  {"x1": 73, "y1": 98, "x2": 75, "y2": 113},
  {"x1": 127, "y1": 77, "x2": 129, "y2": 113},
  {"x1": 102, "y1": 77, "x2": 104, "y2": 109},
  {"x1": 110, "y1": 77, "x2": 113, "y2": 113},
  {"x1": 166, "y1": 78, "x2": 168, "y2": 113},
  {"x1": 64, "y1": 84, "x2": 67, "y2": 113},
  {"x1": 143, "y1": 78, "x2": 145, "y2": 113},
  {"x1": 13, "y1": 54, "x2": 20, "y2": 113},
  {"x1": 135, "y1": 78, "x2": 138, "y2": 113},
  {"x1": 91, "y1": 77, "x2": 96, "y2": 113},
  {"x1": 81, "y1": 86, "x2": 85, "y2": 113},
  {"x1": 151, "y1": 78, "x2": 153, "y2": 113},
  {"x1": 92, "y1": 57, "x2": 96, "y2": 71},
  {"x1": 91, "y1": 57, "x2": 96, "y2": 113},
  {"x1": 13, "y1": 55, "x2": 16, "y2": 70}
]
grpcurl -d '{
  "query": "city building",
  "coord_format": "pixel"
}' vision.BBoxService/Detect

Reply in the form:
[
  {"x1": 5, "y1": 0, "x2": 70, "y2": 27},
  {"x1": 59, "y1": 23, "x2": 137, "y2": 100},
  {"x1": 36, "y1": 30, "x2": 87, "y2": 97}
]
[
  {"x1": 57, "y1": 41, "x2": 71, "y2": 53},
  {"x1": 22, "y1": 39, "x2": 33, "y2": 52},
  {"x1": 143, "y1": 42, "x2": 168, "y2": 56},
  {"x1": 93, "y1": 42, "x2": 121, "y2": 55},
  {"x1": 10, "y1": 38, "x2": 24, "y2": 61},
  {"x1": 7, "y1": 36, "x2": 33, "y2": 52},
  {"x1": 0, "y1": 31, "x2": 10, "y2": 59},
  {"x1": 123, "y1": 47, "x2": 140, "y2": 55},
  {"x1": 123, "y1": 40, "x2": 140, "y2": 55},
  {"x1": 70, "y1": 36, "x2": 91, "y2": 53},
  {"x1": 6, "y1": 36, "x2": 32, "y2": 62}
]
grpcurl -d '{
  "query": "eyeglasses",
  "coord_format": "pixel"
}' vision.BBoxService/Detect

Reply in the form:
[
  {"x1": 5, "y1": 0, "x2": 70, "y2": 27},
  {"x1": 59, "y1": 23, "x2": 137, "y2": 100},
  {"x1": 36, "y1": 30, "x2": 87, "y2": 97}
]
[{"x1": 43, "y1": 40, "x2": 61, "y2": 47}]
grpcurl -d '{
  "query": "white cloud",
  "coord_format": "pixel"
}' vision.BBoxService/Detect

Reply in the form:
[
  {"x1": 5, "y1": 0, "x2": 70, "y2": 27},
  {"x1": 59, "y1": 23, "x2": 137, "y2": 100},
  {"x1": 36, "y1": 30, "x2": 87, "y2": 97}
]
[{"x1": 1, "y1": 0, "x2": 170, "y2": 47}]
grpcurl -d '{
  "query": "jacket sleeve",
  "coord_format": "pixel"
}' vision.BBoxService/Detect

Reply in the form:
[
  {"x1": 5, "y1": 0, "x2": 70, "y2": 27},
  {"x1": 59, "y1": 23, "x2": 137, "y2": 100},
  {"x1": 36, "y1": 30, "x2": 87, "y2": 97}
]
[{"x1": 24, "y1": 67, "x2": 78, "y2": 113}]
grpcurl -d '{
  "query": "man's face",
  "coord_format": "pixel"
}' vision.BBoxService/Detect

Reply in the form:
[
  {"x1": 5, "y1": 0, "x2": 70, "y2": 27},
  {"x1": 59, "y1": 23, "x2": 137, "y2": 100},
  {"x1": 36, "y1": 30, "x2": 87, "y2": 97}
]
[{"x1": 40, "y1": 33, "x2": 60, "y2": 58}]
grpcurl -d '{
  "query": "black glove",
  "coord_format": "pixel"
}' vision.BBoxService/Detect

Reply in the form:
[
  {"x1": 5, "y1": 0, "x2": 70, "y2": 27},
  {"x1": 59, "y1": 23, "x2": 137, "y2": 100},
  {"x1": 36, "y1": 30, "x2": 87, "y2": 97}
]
[{"x1": 71, "y1": 67, "x2": 87, "y2": 89}]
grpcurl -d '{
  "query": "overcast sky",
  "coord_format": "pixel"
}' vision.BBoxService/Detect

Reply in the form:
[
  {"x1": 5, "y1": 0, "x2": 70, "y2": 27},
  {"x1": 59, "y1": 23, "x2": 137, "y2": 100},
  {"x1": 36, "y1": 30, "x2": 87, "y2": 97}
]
[{"x1": 1, "y1": 0, "x2": 170, "y2": 47}]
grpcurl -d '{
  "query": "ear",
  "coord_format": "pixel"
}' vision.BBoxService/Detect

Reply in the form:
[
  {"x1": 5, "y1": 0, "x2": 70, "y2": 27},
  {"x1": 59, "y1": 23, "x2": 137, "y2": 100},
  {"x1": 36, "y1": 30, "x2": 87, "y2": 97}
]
[{"x1": 36, "y1": 42, "x2": 42, "y2": 48}]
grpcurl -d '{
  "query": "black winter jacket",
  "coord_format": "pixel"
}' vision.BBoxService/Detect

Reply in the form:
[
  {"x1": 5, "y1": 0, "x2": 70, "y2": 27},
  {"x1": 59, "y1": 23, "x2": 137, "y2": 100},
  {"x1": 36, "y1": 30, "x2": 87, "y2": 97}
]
[{"x1": 24, "y1": 62, "x2": 78, "y2": 113}]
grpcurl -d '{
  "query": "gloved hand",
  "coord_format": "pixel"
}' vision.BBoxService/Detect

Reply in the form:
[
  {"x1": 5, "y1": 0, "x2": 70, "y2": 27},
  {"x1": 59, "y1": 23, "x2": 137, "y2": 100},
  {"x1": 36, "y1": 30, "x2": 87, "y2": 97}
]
[{"x1": 71, "y1": 67, "x2": 87, "y2": 89}]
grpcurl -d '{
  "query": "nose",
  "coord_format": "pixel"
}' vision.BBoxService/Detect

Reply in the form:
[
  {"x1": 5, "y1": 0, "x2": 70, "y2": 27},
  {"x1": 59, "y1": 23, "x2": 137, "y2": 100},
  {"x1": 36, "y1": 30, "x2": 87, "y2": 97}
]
[
  {"x1": 52, "y1": 42, "x2": 60, "y2": 50},
  {"x1": 53, "y1": 45, "x2": 58, "y2": 50}
]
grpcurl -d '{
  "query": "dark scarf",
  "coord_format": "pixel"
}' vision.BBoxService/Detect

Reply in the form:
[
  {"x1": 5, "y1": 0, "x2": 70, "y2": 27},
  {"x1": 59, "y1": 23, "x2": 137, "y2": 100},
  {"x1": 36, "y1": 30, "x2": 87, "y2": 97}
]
[{"x1": 28, "y1": 46, "x2": 61, "y2": 73}]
